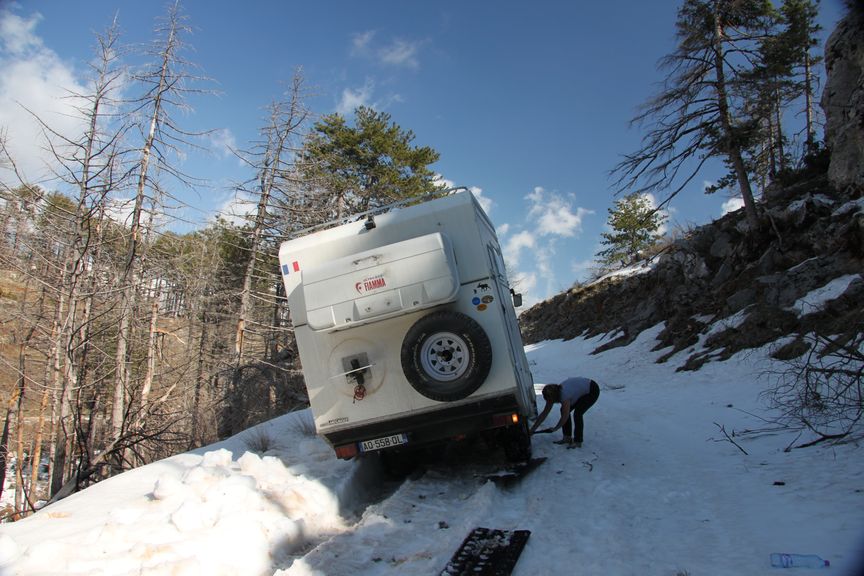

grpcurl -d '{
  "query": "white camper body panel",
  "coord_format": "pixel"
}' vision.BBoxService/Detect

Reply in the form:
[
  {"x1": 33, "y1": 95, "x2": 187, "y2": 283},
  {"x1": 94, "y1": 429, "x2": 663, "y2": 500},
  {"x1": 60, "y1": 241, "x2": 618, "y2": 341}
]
[{"x1": 279, "y1": 191, "x2": 535, "y2": 445}]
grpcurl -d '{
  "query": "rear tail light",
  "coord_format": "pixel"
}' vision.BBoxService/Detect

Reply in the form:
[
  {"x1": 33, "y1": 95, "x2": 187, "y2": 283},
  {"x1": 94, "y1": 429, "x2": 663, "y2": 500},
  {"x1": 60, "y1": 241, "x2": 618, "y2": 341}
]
[
  {"x1": 334, "y1": 444, "x2": 358, "y2": 459},
  {"x1": 491, "y1": 412, "x2": 520, "y2": 428}
]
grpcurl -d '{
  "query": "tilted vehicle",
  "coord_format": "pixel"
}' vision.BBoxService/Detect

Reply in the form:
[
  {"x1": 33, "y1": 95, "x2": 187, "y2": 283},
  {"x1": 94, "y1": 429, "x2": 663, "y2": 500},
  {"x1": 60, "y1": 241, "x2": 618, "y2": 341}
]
[{"x1": 278, "y1": 189, "x2": 537, "y2": 462}]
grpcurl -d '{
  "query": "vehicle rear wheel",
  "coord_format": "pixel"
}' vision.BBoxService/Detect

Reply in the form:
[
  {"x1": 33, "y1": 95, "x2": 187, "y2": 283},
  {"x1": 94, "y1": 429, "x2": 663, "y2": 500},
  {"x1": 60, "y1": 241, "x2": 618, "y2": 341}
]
[
  {"x1": 502, "y1": 422, "x2": 532, "y2": 463},
  {"x1": 401, "y1": 311, "x2": 492, "y2": 402}
]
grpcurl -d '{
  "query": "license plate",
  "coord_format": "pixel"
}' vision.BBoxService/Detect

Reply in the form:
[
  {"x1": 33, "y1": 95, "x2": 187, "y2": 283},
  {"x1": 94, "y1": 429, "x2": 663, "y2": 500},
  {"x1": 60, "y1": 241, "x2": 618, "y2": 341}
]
[{"x1": 359, "y1": 433, "x2": 408, "y2": 453}]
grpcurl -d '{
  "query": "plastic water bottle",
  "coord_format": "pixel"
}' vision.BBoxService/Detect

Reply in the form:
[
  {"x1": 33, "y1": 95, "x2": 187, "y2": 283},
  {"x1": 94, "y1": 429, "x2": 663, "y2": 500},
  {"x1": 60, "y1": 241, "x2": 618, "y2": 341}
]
[{"x1": 770, "y1": 553, "x2": 830, "y2": 568}]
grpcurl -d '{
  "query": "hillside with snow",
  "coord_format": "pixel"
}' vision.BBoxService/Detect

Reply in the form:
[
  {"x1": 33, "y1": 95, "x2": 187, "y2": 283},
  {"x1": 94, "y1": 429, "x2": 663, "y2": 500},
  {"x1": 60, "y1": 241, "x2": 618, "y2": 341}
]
[{"x1": 0, "y1": 311, "x2": 861, "y2": 575}]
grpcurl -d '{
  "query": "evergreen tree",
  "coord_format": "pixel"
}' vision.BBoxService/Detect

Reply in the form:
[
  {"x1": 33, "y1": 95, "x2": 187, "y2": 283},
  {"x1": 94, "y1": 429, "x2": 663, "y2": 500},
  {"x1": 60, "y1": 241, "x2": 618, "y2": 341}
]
[
  {"x1": 596, "y1": 194, "x2": 667, "y2": 268},
  {"x1": 743, "y1": 0, "x2": 822, "y2": 184},
  {"x1": 779, "y1": 0, "x2": 822, "y2": 150},
  {"x1": 299, "y1": 106, "x2": 441, "y2": 218}
]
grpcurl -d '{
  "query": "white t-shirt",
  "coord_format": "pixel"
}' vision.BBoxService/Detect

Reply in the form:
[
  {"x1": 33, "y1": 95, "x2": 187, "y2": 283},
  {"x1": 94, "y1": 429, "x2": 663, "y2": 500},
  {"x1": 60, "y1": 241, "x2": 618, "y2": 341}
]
[{"x1": 560, "y1": 377, "x2": 592, "y2": 404}]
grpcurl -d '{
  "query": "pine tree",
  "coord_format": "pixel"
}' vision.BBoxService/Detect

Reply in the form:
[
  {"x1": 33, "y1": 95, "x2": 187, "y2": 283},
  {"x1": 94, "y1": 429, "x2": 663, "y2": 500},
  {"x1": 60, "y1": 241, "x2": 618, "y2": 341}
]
[
  {"x1": 779, "y1": 0, "x2": 822, "y2": 151},
  {"x1": 596, "y1": 194, "x2": 667, "y2": 268},
  {"x1": 743, "y1": 0, "x2": 822, "y2": 185},
  {"x1": 299, "y1": 106, "x2": 441, "y2": 218}
]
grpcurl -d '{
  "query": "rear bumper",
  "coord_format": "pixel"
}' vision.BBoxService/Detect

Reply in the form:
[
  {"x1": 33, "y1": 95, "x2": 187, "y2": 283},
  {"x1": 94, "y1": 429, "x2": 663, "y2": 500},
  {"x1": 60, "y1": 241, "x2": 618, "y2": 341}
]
[{"x1": 323, "y1": 394, "x2": 523, "y2": 458}]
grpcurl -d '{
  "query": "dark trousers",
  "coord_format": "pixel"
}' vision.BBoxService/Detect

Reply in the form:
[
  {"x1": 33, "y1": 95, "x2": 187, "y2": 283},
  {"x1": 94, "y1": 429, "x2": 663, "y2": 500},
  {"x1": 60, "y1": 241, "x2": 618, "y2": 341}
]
[{"x1": 562, "y1": 380, "x2": 600, "y2": 443}]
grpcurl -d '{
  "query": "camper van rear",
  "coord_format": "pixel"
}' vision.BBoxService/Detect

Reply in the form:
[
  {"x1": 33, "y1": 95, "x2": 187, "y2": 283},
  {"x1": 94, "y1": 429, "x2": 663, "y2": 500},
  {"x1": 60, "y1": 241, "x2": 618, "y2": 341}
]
[{"x1": 279, "y1": 191, "x2": 537, "y2": 461}]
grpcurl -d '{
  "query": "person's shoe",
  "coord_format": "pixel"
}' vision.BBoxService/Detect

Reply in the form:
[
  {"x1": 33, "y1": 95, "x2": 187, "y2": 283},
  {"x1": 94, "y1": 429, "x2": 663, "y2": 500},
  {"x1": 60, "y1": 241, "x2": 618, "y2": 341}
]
[
  {"x1": 567, "y1": 442, "x2": 583, "y2": 449},
  {"x1": 553, "y1": 438, "x2": 573, "y2": 446}
]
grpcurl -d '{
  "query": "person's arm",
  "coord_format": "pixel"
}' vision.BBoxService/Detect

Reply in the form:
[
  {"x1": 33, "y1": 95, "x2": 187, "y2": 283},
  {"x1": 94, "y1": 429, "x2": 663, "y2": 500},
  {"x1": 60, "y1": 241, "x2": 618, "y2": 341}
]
[
  {"x1": 529, "y1": 402, "x2": 553, "y2": 434},
  {"x1": 545, "y1": 400, "x2": 572, "y2": 433}
]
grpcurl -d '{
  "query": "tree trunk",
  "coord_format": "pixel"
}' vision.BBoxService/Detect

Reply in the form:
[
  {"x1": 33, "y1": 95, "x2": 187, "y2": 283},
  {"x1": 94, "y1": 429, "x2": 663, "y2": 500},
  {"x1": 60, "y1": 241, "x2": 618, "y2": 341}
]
[
  {"x1": 14, "y1": 345, "x2": 27, "y2": 516},
  {"x1": 0, "y1": 389, "x2": 18, "y2": 502},
  {"x1": 767, "y1": 115, "x2": 778, "y2": 179},
  {"x1": 804, "y1": 50, "x2": 815, "y2": 149},
  {"x1": 190, "y1": 310, "x2": 209, "y2": 449},
  {"x1": 712, "y1": 8, "x2": 759, "y2": 229},
  {"x1": 141, "y1": 288, "x2": 161, "y2": 410},
  {"x1": 112, "y1": 12, "x2": 175, "y2": 443},
  {"x1": 48, "y1": 288, "x2": 70, "y2": 498},
  {"x1": 29, "y1": 386, "x2": 50, "y2": 506},
  {"x1": 774, "y1": 92, "x2": 786, "y2": 174}
]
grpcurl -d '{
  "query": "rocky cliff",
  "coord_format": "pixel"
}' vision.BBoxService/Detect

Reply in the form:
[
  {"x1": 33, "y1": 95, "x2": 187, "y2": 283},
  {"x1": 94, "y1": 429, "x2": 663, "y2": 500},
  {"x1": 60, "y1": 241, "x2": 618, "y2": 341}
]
[{"x1": 822, "y1": 2, "x2": 864, "y2": 191}]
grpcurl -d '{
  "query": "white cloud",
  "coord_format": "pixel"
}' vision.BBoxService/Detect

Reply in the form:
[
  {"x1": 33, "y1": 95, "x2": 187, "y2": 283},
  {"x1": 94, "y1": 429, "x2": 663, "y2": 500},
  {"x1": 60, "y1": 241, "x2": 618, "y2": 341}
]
[
  {"x1": 379, "y1": 39, "x2": 420, "y2": 69},
  {"x1": 0, "y1": 8, "x2": 88, "y2": 183},
  {"x1": 103, "y1": 196, "x2": 135, "y2": 226},
  {"x1": 721, "y1": 196, "x2": 744, "y2": 215},
  {"x1": 1, "y1": 9, "x2": 42, "y2": 54},
  {"x1": 334, "y1": 79, "x2": 404, "y2": 116},
  {"x1": 336, "y1": 79, "x2": 375, "y2": 115},
  {"x1": 503, "y1": 230, "x2": 535, "y2": 269},
  {"x1": 208, "y1": 128, "x2": 237, "y2": 159},
  {"x1": 351, "y1": 30, "x2": 376, "y2": 55},
  {"x1": 526, "y1": 186, "x2": 592, "y2": 237},
  {"x1": 215, "y1": 190, "x2": 257, "y2": 226},
  {"x1": 498, "y1": 186, "x2": 597, "y2": 307},
  {"x1": 350, "y1": 30, "x2": 422, "y2": 69}
]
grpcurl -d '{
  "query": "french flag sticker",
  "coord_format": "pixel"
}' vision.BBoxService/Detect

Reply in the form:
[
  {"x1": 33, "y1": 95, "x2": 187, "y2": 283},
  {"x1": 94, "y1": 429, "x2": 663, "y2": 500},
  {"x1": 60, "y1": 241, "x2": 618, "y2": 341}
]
[{"x1": 281, "y1": 261, "x2": 300, "y2": 276}]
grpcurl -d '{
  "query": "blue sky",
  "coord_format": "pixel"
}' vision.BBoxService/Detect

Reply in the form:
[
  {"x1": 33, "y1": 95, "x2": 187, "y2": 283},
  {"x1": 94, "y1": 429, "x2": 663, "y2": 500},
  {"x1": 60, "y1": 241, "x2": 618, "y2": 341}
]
[{"x1": 0, "y1": 0, "x2": 846, "y2": 307}]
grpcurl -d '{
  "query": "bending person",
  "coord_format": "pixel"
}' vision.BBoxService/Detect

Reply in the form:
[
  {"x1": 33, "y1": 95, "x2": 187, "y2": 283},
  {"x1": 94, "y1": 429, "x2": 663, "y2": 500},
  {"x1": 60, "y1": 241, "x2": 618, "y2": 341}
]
[{"x1": 530, "y1": 377, "x2": 600, "y2": 448}]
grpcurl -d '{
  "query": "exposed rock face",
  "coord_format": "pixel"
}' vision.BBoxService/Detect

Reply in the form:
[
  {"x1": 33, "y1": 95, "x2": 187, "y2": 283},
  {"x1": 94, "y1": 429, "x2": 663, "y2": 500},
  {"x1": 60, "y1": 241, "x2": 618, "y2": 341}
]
[
  {"x1": 822, "y1": 5, "x2": 864, "y2": 191},
  {"x1": 518, "y1": 181, "x2": 864, "y2": 371}
]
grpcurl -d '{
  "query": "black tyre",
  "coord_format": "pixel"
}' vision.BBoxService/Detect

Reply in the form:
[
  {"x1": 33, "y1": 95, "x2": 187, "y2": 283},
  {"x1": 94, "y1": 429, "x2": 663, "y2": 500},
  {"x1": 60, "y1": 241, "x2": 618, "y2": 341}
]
[
  {"x1": 502, "y1": 422, "x2": 532, "y2": 463},
  {"x1": 400, "y1": 310, "x2": 493, "y2": 402}
]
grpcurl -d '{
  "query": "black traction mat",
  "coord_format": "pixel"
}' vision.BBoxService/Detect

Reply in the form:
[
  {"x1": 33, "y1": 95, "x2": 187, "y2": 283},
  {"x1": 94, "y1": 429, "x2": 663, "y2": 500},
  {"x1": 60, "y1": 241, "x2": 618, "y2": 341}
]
[
  {"x1": 440, "y1": 527, "x2": 531, "y2": 576},
  {"x1": 481, "y1": 457, "x2": 547, "y2": 487}
]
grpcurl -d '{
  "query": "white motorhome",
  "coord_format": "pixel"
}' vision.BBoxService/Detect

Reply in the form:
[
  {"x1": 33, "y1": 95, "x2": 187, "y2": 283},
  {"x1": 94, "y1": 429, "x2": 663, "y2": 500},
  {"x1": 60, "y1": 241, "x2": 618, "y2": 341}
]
[{"x1": 278, "y1": 190, "x2": 537, "y2": 461}]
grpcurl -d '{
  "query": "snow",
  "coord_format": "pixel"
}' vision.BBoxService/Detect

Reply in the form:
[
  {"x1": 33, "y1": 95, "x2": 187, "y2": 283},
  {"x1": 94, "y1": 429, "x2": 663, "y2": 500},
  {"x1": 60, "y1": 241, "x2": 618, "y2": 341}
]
[
  {"x1": 833, "y1": 197, "x2": 864, "y2": 218},
  {"x1": 704, "y1": 308, "x2": 750, "y2": 337},
  {"x1": 787, "y1": 274, "x2": 861, "y2": 316},
  {"x1": 588, "y1": 260, "x2": 655, "y2": 286},
  {"x1": 1, "y1": 325, "x2": 863, "y2": 576}
]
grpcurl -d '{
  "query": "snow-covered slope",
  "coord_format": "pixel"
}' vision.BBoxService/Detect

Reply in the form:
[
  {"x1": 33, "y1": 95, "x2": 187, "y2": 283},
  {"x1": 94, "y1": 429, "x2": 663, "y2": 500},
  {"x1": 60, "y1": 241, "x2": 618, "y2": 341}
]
[{"x1": 1, "y1": 325, "x2": 862, "y2": 575}]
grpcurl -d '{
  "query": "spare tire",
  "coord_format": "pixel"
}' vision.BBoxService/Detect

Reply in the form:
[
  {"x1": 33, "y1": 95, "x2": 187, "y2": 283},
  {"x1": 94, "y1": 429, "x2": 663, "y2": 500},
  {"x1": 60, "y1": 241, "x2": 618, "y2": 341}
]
[{"x1": 401, "y1": 310, "x2": 493, "y2": 402}]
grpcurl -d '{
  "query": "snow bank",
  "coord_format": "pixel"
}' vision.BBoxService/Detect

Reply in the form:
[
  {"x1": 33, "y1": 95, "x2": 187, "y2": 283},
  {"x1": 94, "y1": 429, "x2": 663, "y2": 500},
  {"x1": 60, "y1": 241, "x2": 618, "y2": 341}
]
[{"x1": 0, "y1": 413, "x2": 351, "y2": 576}]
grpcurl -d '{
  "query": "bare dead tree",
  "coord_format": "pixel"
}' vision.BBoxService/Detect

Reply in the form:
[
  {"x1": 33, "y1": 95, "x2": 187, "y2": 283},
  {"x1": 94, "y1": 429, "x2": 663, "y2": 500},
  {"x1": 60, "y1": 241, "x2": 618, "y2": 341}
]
[
  {"x1": 112, "y1": 0, "x2": 211, "y2": 447},
  {"x1": 765, "y1": 331, "x2": 864, "y2": 448},
  {"x1": 232, "y1": 70, "x2": 310, "y2": 368}
]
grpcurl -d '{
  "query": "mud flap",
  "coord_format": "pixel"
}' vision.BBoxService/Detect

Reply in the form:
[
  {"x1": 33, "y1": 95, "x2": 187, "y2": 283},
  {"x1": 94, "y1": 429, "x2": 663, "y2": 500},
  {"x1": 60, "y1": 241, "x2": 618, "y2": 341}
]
[{"x1": 440, "y1": 527, "x2": 531, "y2": 576}]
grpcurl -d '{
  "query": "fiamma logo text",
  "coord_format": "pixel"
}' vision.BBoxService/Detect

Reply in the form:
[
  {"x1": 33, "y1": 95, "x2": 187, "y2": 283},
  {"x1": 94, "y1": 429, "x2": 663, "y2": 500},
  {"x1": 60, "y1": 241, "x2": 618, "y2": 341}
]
[{"x1": 355, "y1": 274, "x2": 387, "y2": 294}]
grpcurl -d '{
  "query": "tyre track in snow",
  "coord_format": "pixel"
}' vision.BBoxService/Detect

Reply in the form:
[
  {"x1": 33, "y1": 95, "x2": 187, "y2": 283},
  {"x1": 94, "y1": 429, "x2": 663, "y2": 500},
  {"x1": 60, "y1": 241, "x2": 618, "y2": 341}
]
[
  {"x1": 279, "y1": 452, "x2": 513, "y2": 575},
  {"x1": 279, "y1": 386, "x2": 752, "y2": 576}
]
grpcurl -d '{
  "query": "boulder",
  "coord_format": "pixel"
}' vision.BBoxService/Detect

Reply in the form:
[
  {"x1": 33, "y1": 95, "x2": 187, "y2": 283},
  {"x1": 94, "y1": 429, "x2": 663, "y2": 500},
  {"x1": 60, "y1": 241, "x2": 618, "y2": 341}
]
[{"x1": 822, "y1": 6, "x2": 864, "y2": 191}]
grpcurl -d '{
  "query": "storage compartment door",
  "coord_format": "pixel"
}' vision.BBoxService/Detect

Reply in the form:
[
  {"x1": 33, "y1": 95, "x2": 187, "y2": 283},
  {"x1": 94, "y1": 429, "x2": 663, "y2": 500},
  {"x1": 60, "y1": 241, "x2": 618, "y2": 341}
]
[{"x1": 303, "y1": 233, "x2": 459, "y2": 331}]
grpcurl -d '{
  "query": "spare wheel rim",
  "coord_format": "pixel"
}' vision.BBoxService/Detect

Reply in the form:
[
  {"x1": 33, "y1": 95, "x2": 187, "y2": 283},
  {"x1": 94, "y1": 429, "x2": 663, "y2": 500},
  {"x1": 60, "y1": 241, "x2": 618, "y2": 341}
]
[{"x1": 420, "y1": 331, "x2": 470, "y2": 381}]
